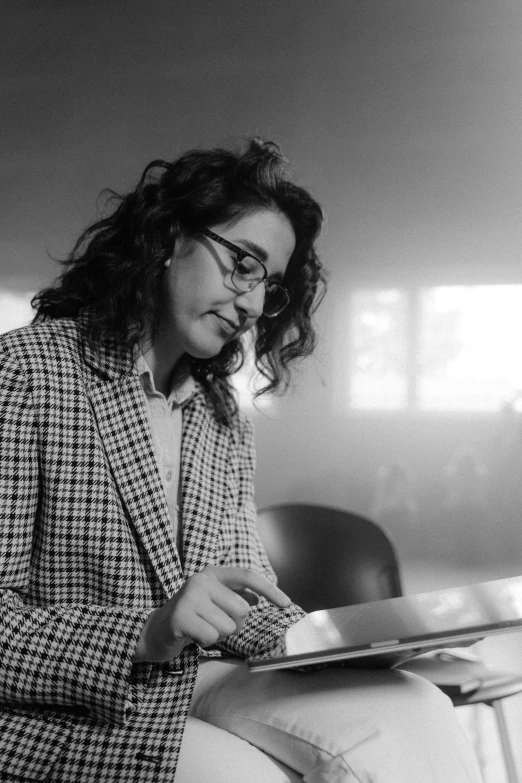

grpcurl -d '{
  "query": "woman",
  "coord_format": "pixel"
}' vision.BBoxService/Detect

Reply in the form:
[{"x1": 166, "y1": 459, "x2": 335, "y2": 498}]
[{"x1": 0, "y1": 139, "x2": 481, "y2": 782}]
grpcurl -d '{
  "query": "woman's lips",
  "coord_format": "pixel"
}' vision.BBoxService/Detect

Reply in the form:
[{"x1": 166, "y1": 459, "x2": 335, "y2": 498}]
[{"x1": 213, "y1": 313, "x2": 240, "y2": 336}]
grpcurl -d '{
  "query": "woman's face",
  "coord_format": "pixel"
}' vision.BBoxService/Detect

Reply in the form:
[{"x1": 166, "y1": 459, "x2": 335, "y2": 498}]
[{"x1": 156, "y1": 208, "x2": 295, "y2": 367}]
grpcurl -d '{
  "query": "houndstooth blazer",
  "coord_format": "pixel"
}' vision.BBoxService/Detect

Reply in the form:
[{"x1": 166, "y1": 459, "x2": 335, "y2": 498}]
[{"x1": 0, "y1": 316, "x2": 303, "y2": 782}]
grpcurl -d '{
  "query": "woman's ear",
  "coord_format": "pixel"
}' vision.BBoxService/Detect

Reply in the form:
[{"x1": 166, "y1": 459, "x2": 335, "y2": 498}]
[{"x1": 165, "y1": 226, "x2": 182, "y2": 267}]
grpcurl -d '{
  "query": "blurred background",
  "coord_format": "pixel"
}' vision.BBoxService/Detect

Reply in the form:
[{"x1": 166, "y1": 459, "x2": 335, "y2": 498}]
[
  {"x1": 3, "y1": 1, "x2": 522, "y2": 777},
  {"x1": 2, "y1": 0, "x2": 522, "y2": 570}
]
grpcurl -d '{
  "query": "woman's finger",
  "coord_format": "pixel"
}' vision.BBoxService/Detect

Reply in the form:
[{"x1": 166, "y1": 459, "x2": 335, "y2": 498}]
[{"x1": 212, "y1": 567, "x2": 291, "y2": 608}]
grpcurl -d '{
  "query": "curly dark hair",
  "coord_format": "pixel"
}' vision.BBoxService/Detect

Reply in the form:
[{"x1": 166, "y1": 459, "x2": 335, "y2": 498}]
[{"x1": 33, "y1": 138, "x2": 326, "y2": 423}]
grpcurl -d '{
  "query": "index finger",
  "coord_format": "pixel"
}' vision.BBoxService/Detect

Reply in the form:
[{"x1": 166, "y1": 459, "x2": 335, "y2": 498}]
[{"x1": 216, "y1": 568, "x2": 291, "y2": 608}]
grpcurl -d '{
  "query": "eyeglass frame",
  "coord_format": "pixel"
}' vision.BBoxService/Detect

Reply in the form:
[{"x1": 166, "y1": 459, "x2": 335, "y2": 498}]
[{"x1": 198, "y1": 227, "x2": 290, "y2": 317}]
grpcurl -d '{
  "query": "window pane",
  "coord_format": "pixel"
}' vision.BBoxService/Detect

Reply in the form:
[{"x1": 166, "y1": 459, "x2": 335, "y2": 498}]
[
  {"x1": 349, "y1": 289, "x2": 408, "y2": 410},
  {"x1": 418, "y1": 285, "x2": 522, "y2": 411}
]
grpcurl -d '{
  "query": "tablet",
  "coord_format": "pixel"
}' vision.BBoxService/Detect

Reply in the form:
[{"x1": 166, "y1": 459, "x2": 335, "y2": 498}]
[{"x1": 248, "y1": 574, "x2": 522, "y2": 672}]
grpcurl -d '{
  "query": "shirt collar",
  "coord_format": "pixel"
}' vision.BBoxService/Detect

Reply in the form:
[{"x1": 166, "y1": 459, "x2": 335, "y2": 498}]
[{"x1": 135, "y1": 354, "x2": 197, "y2": 406}]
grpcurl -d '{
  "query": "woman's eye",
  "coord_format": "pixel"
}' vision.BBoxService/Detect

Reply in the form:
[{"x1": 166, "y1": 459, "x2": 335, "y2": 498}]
[{"x1": 235, "y1": 256, "x2": 259, "y2": 279}]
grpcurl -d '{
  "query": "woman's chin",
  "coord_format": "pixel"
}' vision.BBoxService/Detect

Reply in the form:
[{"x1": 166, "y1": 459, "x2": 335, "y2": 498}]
[{"x1": 187, "y1": 344, "x2": 225, "y2": 361}]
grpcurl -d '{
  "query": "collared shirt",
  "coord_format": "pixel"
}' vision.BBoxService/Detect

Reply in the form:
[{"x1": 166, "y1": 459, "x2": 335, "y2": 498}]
[{"x1": 135, "y1": 355, "x2": 196, "y2": 554}]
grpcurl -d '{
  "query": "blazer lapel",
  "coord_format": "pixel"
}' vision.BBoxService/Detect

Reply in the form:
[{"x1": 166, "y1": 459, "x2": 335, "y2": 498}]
[
  {"x1": 180, "y1": 393, "x2": 232, "y2": 577},
  {"x1": 89, "y1": 376, "x2": 184, "y2": 596},
  {"x1": 83, "y1": 337, "x2": 183, "y2": 599},
  {"x1": 76, "y1": 315, "x2": 229, "y2": 592}
]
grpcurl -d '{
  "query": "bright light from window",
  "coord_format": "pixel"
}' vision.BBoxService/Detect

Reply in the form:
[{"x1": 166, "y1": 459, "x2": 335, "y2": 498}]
[
  {"x1": 349, "y1": 289, "x2": 408, "y2": 410},
  {"x1": 230, "y1": 335, "x2": 274, "y2": 413},
  {"x1": 0, "y1": 287, "x2": 35, "y2": 335},
  {"x1": 418, "y1": 285, "x2": 522, "y2": 411},
  {"x1": 348, "y1": 284, "x2": 522, "y2": 412}
]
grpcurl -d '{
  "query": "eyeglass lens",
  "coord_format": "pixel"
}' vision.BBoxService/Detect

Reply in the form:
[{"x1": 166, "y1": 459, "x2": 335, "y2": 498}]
[
  {"x1": 263, "y1": 283, "x2": 289, "y2": 316},
  {"x1": 231, "y1": 264, "x2": 288, "y2": 316}
]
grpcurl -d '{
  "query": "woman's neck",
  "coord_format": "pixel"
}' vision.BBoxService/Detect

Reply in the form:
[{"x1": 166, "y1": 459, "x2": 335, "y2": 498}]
[{"x1": 142, "y1": 344, "x2": 184, "y2": 397}]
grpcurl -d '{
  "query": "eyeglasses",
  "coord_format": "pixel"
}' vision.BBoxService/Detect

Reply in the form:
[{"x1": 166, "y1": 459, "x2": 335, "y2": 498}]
[{"x1": 199, "y1": 228, "x2": 290, "y2": 317}]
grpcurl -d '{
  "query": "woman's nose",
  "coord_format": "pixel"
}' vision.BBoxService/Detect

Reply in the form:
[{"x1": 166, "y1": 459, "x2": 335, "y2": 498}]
[{"x1": 235, "y1": 284, "x2": 265, "y2": 319}]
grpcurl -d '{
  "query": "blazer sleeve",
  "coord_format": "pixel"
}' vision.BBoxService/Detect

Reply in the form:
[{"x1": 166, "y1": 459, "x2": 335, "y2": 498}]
[
  {"x1": 0, "y1": 351, "x2": 151, "y2": 725},
  {"x1": 216, "y1": 413, "x2": 305, "y2": 658}
]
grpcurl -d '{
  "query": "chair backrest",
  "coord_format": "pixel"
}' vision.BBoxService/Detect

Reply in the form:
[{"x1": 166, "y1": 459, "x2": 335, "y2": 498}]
[{"x1": 257, "y1": 503, "x2": 403, "y2": 612}]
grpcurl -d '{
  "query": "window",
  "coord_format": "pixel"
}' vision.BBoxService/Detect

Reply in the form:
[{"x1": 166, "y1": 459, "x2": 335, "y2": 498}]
[{"x1": 348, "y1": 284, "x2": 522, "y2": 412}]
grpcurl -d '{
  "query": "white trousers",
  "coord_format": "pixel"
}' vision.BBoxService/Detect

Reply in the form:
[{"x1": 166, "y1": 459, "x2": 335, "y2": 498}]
[{"x1": 175, "y1": 658, "x2": 483, "y2": 783}]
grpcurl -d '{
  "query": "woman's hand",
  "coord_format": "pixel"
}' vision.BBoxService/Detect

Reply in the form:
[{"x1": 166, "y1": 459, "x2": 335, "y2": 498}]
[{"x1": 133, "y1": 566, "x2": 291, "y2": 663}]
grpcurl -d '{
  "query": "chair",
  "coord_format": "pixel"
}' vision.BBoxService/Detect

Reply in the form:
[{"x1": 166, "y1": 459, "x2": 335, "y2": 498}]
[{"x1": 257, "y1": 503, "x2": 522, "y2": 783}]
